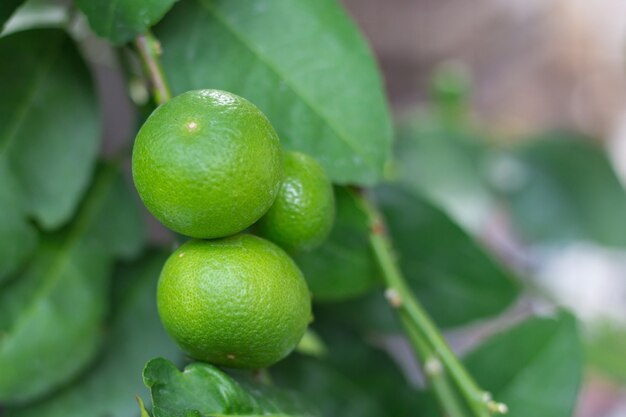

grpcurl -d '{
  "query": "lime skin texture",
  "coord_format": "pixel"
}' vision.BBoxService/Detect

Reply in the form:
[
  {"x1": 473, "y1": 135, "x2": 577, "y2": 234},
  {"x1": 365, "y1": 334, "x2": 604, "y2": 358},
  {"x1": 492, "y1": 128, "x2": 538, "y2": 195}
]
[
  {"x1": 132, "y1": 89, "x2": 282, "y2": 239},
  {"x1": 257, "y1": 151, "x2": 335, "y2": 252},
  {"x1": 156, "y1": 234, "x2": 312, "y2": 369}
]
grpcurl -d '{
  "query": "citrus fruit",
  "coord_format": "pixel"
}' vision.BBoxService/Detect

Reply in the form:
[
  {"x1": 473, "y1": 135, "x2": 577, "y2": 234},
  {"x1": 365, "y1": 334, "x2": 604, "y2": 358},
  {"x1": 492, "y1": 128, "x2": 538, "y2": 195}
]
[
  {"x1": 157, "y1": 234, "x2": 312, "y2": 369},
  {"x1": 132, "y1": 89, "x2": 282, "y2": 239},
  {"x1": 257, "y1": 151, "x2": 335, "y2": 252}
]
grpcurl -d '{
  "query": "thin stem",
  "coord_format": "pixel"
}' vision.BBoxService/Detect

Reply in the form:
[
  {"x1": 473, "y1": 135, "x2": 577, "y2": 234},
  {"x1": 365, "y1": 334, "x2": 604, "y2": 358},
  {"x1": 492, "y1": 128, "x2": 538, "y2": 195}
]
[
  {"x1": 357, "y1": 189, "x2": 497, "y2": 417},
  {"x1": 401, "y1": 316, "x2": 468, "y2": 417},
  {"x1": 134, "y1": 32, "x2": 172, "y2": 105}
]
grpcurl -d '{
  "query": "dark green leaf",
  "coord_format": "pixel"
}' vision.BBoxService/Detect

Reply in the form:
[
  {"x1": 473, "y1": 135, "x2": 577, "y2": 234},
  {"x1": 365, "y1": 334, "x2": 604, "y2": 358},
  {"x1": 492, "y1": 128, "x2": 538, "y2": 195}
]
[
  {"x1": 76, "y1": 0, "x2": 179, "y2": 44},
  {"x1": 156, "y1": 0, "x2": 392, "y2": 185},
  {"x1": 272, "y1": 355, "x2": 384, "y2": 417},
  {"x1": 465, "y1": 312, "x2": 583, "y2": 417},
  {"x1": 0, "y1": 29, "x2": 100, "y2": 229},
  {"x1": 279, "y1": 322, "x2": 420, "y2": 417},
  {"x1": 377, "y1": 185, "x2": 520, "y2": 327},
  {"x1": 294, "y1": 187, "x2": 378, "y2": 301},
  {"x1": 0, "y1": 0, "x2": 23, "y2": 29},
  {"x1": 6, "y1": 250, "x2": 182, "y2": 417},
  {"x1": 0, "y1": 159, "x2": 37, "y2": 283},
  {"x1": 0, "y1": 164, "x2": 144, "y2": 404},
  {"x1": 497, "y1": 133, "x2": 626, "y2": 246},
  {"x1": 143, "y1": 358, "x2": 314, "y2": 417}
]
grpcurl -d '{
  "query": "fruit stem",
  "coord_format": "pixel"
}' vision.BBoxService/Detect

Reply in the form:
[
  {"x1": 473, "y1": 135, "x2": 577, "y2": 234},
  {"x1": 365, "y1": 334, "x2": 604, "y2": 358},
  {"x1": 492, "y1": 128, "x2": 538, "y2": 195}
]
[
  {"x1": 356, "y1": 189, "x2": 498, "y2": 417},
  {"x1": 134, "y1": 31, "x2": 172, "y2": 105}
]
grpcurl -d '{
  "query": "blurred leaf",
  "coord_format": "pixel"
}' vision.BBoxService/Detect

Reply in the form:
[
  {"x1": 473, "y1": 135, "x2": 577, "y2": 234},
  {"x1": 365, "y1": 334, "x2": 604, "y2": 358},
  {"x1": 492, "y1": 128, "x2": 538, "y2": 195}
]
[
  {"x1": 465, "y1": 312, "x2": 583, "y2": 417},
  {"x1": 0, "y1": 0, "x2": 23, "y2": 29},
  {"x1": 156, "y1": 0, "x2": 392, "y2": 185},
  {"x1": 143, "y1": 358, "x2": 315, "y2": 417},
  {"x1": 1, "y1": 0, "x2": 70, "y2": 36},
  {"x1": 6, "y1": 250, "x2": 182, "y2": 417},
  {"x1": 377, "y1": 185, "x2": 520, "y2": 327},
  {"x1": 497, "y1": 134, "x2": 626, "y2": 246},
  {"x1": 586, "y1": 322, "x2": 626, "y2": 383},
  {"x1": 76, "y1": 0, "x2": 178, "y2": 44},
  {"x1": 0, "y1": 29, "x2": 100, "y2": 229},
  {"x1": 0, "y1": 160, "x2": 37, "y2": 283},
  {"x1": 294, "y1": 187, "x2": 378, "y2": 301},
  {"x1": 395, "y1": 117, "x2": 492, "y2": 231},
  {"x1": 0, "y1": 164, "x2": 144, "y2": 404}
]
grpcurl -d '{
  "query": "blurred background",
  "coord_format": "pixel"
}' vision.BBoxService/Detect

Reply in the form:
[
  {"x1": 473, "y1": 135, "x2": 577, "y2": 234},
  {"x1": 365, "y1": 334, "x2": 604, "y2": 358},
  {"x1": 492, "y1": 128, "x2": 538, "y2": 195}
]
[{"x1": 338, "y1": 1, "x2": 626, "y2": 416}]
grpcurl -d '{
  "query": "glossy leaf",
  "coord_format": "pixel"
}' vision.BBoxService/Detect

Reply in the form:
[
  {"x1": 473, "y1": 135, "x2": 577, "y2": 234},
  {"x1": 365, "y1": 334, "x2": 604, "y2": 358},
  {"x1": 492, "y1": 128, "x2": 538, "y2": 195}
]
[
  {"x1": 0, "y1": 164, "x2": 144, "y2": 404},
  {"x1": 0, "y1": 28, "x2": 100, "y2": 229},
  {"x1": 377, "y1": 185, "x2": 520, "y2": 327},
  {"x1": 76, "y1": 0, "x2": 178, "y2": 44},
  {"x1": 156, "y1": 0, "x2": 392, "y2": 185},
  {"x1": 143, "y1": 358, "x2": 314, "y2": 417},
  {"x1": 294, "y1": 187, "x2": 378, "y2": 301},
  {"x1": 465, "y1": 312, "x2": 583, "y2": 417},
  {"x1": 6, "y1": 250, "x2": 181, "y2": 417},
  {"x1": 497, "y1": 133, "x2": 626, "y2": 246},
  {"x1": 0, "y1": 0, "x2": 23, "y2": 29}
]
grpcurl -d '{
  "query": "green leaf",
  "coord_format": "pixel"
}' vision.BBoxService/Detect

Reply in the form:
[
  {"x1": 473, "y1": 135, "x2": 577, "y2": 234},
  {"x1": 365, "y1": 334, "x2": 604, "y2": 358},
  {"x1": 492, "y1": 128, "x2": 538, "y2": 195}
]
[
  {"x1": 0, "y1": 159, "x2": 37, "y2": 283},
  {"x1": 156, "y1": 0, "x2": 392, "y2": 185},
  {"x1": 0, "y1": 164, "x2": 144, "y2": 404},
  {"x1": 497, "y1": 133, "x2": 626, "y2": 246},
  {"x1": 0, "y1": 28, "x2": 100, "y2": 229},
  {"x1": 144, "y1": 358, "x2": 314, "y2": 417},
  {"x1": 5, "y1": 250, "x2": 181, "y2": 417},
  {"x1": 585, "y1": 322, "x2": 626, "y2": 383},
  {"x1": 294, "y1": 187, "x2": 378, "y2": 301},
  {"x1": 76, "y1": 0, "x2": 178, "y2": 44},
  {"x1": 272, "y1": 355, "x2": 384, "y2": 417},
  {"x1": 377, "y1": 185, "x2": 520, "y2": 327},
  {"x1": 465, "y1": 312, "x2": 583, "y2": 417},
  {"x1": 395, "y1": 119, "x2": 492, "y2": 230},
  {"x1": 0, "y1": 0, "x2": 23, "y2": 29}
]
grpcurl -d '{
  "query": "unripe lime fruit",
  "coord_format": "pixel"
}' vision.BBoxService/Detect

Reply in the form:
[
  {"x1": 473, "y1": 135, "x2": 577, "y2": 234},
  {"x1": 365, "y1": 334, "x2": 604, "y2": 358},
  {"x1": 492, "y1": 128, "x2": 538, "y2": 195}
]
[
  {"x1": 157, "y1": 234, "x2": 312, "y2": 369},
  {"x1": 132, "y1": 89, "x2": 282, "y2": 239},
  {"x1": 257, "y1": 151, "x2": 335, "y2": 252}
]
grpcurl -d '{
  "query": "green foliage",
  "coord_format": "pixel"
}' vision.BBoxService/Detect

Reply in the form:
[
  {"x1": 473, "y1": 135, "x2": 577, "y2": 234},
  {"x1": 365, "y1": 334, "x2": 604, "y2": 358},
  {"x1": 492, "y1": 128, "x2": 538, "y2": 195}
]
[
  {"x1": 0, "y1": 0, "x2": 23, "y2": 29},
  {"x1": 143, "y1": 358, "x2": 313, "y2": 417},
  {"x1": 586, "y1": 323, "x2": 626, "y2": 383},
  {"x1": 0, "y1": 29, "x2": 100, "y2": 229},
  {"x1": 0, "y1": 164, "x2": 144, "y2": 404},
  {"x1": 496, "y1": 133, "x2": 626, "y2": 246},
  {"x1": 0, "y1": 28, "x2": 99, "y2": 280},
  {"x1": 295, "y1": 187, "x2": 378, "y2": 301},
  {"x1": 5, "y1": 251, "x2": 182, "y2": 417},
  {"x1": 76, "y1": 0, "x2": 178, "y2": 44},
  {"x1": 465, "y1": 312, "x2": 583, "y2": 417},
  {"x1": 377, "y1": 185, "x2": 520, "y2": 327},
  {"x1": 155, "y1": 0, "x2": 393, "y2": 185}
]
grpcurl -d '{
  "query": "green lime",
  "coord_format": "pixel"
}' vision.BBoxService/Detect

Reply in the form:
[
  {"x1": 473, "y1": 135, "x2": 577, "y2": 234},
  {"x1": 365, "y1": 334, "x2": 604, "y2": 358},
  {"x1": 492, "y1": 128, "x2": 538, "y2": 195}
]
[
  {"x1": 132, "y1": 89, "x2": 282, "y2": 239},
  {"x1": 157, "y1": 234, "x2": 312, "y2": 369},
  {"x1": 257, "y1": 151, "x2": 335, "y2": 252}
]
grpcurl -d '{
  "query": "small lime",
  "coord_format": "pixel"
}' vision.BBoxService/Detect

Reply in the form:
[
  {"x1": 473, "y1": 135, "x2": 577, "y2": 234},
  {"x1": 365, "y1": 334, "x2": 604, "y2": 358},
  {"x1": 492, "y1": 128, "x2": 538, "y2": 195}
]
[
  {"x1": 257, "y1": 151, "x2": 335, "y2": 252},
  {"x1": 157, "y1": 234, "x2": 312, "y2": 369},
  {"x1": 132, "y1": 89, "x2": 282, "y2": 239}
]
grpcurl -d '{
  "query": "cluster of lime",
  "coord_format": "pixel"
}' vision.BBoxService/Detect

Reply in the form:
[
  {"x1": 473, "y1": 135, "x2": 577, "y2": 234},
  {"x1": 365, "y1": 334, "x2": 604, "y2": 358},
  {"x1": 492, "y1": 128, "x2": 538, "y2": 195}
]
[{"x1": 132, "y1": 89, "x2": 335, "y2": 369}]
